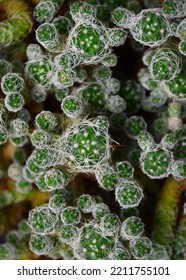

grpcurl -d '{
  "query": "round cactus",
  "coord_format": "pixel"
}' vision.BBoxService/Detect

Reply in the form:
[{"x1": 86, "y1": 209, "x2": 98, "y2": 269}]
[
  {"x1": 115, "y1": 181, "x2": 143, "y2": 208},
  {"x1": 130, "y1": 9, "x2": 170, "y2": 47},
  {"x1": 140, "y1": 147, "x2": 173, "y2": 179}
]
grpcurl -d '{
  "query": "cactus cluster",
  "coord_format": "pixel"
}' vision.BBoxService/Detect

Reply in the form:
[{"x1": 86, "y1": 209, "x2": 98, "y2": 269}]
[{"x1": 0, "y1": 0, "x2": 186, "y2": 260}]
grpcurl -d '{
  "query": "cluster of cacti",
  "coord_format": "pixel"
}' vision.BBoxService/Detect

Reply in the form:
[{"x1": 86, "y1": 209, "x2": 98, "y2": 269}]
[{"x1": 0, "y1": 0, "x2": 186, "y2": 260}]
